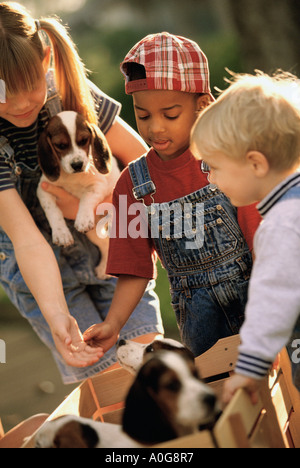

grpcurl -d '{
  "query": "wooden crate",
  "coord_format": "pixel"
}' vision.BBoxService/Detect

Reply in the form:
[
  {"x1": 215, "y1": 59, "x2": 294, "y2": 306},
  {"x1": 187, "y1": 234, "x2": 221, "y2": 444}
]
[
  {"x1": 209, "y1": 346, "x2": 300, "y2": 448},
  {"x1": 23, "y1": 336, "x2": 300, "y2": 448},
  {"x1": 195, "y1": 334, "x2": 240, "y2": 400},
  {"x1": 0, "y1": 418, "x2": 4, "y2": 440}
]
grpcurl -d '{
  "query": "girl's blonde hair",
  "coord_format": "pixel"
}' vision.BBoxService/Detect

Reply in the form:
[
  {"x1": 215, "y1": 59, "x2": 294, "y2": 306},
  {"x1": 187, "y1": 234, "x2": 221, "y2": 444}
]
[
  {"x1": 191, "y1": 70, "x2": 300, "y2": 171},
  {"x1": 0, "y1": 2, "x2": 97, "y2": 123}
]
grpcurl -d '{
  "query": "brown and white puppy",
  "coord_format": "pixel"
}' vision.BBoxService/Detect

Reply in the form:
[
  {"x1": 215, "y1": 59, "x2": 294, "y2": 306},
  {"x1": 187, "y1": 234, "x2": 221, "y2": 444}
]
[
  {"x1": 122, "y1": 350, "x2": 219, "y2": 445},
  {"x1": 117, "y1": 336, "x2": 194, "y2": 374},
  {"x1": 37, "y1": 111, "x2": 120, "y2": 279},
  {"x1": 33, "y1": 351, "x2": 219, "y2": 448},
  {"x1": 33, "y1": 415, "x2": 142, "y2": 449}
]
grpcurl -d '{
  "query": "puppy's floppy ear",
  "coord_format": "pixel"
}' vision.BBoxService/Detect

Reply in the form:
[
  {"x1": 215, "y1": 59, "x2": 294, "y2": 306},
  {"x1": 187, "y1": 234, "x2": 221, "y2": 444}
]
[
  {"x1": 53, "y1": 421, "x2": 99, "y2": 448},
  {"x1": 122, "y1": 361, "x2": 177, "y2": 444},
  {"x1": 88, "y1": 123, "x2": 112, "y2": 174},
  {"x1": 38, "y1": 132, "x2": 60, "y2": 182}
]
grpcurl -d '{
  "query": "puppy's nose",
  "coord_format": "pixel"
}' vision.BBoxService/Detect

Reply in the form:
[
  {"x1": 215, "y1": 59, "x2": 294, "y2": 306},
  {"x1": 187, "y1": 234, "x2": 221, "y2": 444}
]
[
  {"x1": 118, "y1": 339, "x2": 127, "y2": 348},
  {"x1": 203, "y1": 393, "x2": 217, "y2": 410},
  {"x1": 71, "y1": 161, "x2": 83, "y2": 172}
]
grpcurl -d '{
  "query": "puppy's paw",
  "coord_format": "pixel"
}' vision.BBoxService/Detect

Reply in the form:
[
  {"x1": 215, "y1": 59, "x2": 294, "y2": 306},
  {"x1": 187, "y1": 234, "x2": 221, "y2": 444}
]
[
  {"x1": 75, "y1": 214, "x2": 95, "y2": 233},
  {"x1": 94, "y1": 261, "x2": 111, "y2": 280},
  {"x1": 52, "y1": 228, "x2": 74, "y2": 247}
]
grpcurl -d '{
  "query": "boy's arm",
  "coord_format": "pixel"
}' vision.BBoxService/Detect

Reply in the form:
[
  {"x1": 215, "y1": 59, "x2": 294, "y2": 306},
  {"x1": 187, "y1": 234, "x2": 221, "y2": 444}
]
[
  {"x1": 237, "y1": 224, "x2": 300, "y2": 372},
  {"x1": 223, "y1": 374, "x2": 262, "y2": 405},
  {"x1": 223, "y1": 222, "x2": 300, "y2": 404},
  {"x1": 0, "y1": 189, "x2": 103, "y2": 367},
  {"x1": 83, "y1": 275, "x2": 149, "y2": 351}
]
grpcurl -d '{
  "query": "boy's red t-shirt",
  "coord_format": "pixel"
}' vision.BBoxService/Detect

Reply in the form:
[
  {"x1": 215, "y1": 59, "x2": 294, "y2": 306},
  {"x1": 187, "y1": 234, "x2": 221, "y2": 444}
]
[{"x1": 106, "y1": 148, "x2": 261, "y2": 279}]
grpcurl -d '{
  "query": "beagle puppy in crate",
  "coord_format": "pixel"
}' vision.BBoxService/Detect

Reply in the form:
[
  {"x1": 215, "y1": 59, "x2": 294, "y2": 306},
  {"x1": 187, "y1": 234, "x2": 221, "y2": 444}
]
[
  {"x1": 122, "y1": 350, "x2": 219, "y2": 445},
  {"x1": 33, "y1": 350, "x2": 219, "y2": 448},
  {"x1": 37, "y1": 111, "x2": 120, "y2": 279},
  {"x1": 117, "y1": 336, "x2": 195, "y2": 374}
]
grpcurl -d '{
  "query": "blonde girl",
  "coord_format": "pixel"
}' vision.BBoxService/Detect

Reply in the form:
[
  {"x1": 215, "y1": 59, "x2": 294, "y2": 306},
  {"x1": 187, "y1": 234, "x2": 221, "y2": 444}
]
[{"x1": 0, "y1": 2, "x2": 162, "y2": 383}]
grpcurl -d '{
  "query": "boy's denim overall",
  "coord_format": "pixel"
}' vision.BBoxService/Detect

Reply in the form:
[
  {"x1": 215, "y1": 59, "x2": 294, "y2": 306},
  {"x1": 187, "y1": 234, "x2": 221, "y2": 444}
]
[
  {"x1": 0, "y1": 75, "x2": 163, "y2": 384},
  {"x1": 129, "y1": 156, "x2": 252, "y2": 356},
  {"x1": 277, "y1": 187, "x2": 300, "y2": 390}
]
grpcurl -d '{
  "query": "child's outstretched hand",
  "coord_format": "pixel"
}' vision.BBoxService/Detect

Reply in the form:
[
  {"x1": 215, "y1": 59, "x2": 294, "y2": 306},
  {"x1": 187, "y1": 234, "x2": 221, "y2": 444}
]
[
  {"x1": 223, "y1": 373, "x2": 260, "y2": 405},
  {"x1": 49, "y1": 314, "x2": 104, "y2": 367},
  {"x1": 83, "y1": 322, "x2": 120, "y2": 353}
]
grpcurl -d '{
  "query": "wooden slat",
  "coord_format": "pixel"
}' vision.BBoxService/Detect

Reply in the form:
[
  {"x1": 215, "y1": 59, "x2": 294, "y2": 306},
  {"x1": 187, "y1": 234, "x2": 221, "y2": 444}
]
[
  {"x1": 46, "y1": 368, "x2": 133, "y2": 421},
  {"x1": 214, "y1": 389, "x2": 262, "y2": 448},
  {"x1": 89, "y1": 368, "x2": 133, "y2": 407},
  {"x1": 195, "y1": 335, "x2": 240, "y2": 379},
  {"x1": 250, "y1": 411, "x2": 273, "y2": 448},
  {"x1": 278, "y1": 349, "x2": 300, "y2": 447},
  {"x1": 271, "y1": 374, "x2": 292, "y2": 429},
  {"x1": 227, "y1": 413, "x2": 250, "y2": 448},
  {"x1": 0, "y1": 418, "x2": 4, "y2": 439},
  {"x1": 152, "y1": 430, "x2": 215, "y2": 448},
  {"x1": 259, "y1": 382, "x2": 288, "y2": 448}
]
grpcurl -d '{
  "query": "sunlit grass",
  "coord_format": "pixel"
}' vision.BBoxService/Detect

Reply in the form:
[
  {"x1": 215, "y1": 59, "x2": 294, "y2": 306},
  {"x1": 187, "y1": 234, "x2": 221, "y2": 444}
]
[{"x1": 155, "y1": 262, "x2": 179, "y2": 339}]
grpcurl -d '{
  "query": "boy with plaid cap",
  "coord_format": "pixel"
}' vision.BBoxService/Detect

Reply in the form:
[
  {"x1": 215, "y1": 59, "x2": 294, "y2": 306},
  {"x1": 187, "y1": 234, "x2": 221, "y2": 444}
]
[{"x1": 84, "y1": 33, "x2": 260, "y2": 356}]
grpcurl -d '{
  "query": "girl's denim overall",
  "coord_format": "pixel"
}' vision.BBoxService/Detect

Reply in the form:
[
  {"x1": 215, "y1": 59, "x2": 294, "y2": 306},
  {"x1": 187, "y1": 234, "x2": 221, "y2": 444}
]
[
  {"x1": 0, "y1": 77, "x2": 163, "y2": 384},
  {"x1": 277, "y1": 187, "x2": 300, "y2": 390},
  {"x1": 129, "y1": 156, "x2": 252, "y2": 356}
]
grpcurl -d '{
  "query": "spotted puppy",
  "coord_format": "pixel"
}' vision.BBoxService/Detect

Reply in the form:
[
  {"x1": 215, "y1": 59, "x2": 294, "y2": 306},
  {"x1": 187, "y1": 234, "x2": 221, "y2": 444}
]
[
  {"x1": 122, "y1": 350, "x2": 219, "y2": 445},
  {"x1": 33, "y1": 415, "x2": 142, "y2": 449},
  {"x1": 117, "y1": 336, "x2": 194, "y2": 374},
  {"x1": 37, "y1": 111, "x2": 120, "y2": 279}
]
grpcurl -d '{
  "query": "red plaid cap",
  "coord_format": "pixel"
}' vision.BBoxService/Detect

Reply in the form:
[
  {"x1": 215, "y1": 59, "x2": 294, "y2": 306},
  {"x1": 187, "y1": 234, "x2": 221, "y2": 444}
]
[{"x1": 121, "y1": 32, "x2": 213, "y2": 99}]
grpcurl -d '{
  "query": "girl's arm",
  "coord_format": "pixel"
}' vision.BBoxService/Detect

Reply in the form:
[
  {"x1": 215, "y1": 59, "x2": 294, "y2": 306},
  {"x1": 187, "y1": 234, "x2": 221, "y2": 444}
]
[
  {"x1": 83, "y1": 275, "x2": 149, "y2": 351},
  {"x1": 0, "y1": 189, "x2": 103, "y2": 367}
]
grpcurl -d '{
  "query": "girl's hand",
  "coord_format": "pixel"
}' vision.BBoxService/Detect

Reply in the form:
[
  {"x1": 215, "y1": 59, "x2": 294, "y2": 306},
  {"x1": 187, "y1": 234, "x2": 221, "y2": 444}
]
[
  {"x1": 41, "y1": 182, "x2": 79, "y2": 220},
  {"x1": 49, "y1": 314, "x2": 104, "y2": 367},
  {"x1": 83, "y1": 322, "x2": 120, "y2": 353}
]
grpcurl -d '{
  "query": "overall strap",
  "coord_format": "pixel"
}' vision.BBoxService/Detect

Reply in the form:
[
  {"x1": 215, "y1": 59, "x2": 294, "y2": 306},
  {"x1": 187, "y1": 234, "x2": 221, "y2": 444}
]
[
  {"x1": 44, "y1": 70, "x2": 63, "y2": 118},
  {"x1": 0, "y1": 136, "x2": 14, "y2": 164},
  {"x1": 128, "y1": 155, "x2": 156, "y2": 203}
]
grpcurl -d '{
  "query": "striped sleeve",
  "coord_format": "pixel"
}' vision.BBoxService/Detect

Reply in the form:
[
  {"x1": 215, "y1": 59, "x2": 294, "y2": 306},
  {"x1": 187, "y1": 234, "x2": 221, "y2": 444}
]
[
  {"x1": 0, "y1": 158, "x2": 15, "y2": 192},
  {"x1": 88, "y1": 81, "x2": 121, "y2": 134},
  {"x1": 235, "y1": 353, "x2": 273, "y2": 380}
]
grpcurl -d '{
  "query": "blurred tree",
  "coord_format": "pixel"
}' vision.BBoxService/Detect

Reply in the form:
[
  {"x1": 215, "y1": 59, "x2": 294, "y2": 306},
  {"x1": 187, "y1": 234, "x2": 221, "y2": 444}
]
[
  {"x1": 64, "y1": 0, "x2": 241, "y2": 127},
  {"x1": 14, "y1": 0, "x2": 300, "y2": 78},
  {"x1": 224, "y1": 0, "x2": 300, "y2": 75}
]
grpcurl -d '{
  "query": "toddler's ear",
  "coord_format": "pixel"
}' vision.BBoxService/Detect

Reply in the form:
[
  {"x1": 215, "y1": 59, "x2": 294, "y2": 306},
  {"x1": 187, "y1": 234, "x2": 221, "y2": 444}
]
[{"x1": 246, "y1": 151, "x2": 270, "y2": 177}]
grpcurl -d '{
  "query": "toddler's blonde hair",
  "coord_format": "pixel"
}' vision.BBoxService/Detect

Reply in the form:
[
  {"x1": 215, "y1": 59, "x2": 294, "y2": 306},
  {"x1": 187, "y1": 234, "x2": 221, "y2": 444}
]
[
  {"x1": 191, "y1": 70, "x2": 300, "y2": 171},
  {"x1": 0, "y1": 2, "x2": 97, "y2": 124}
]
